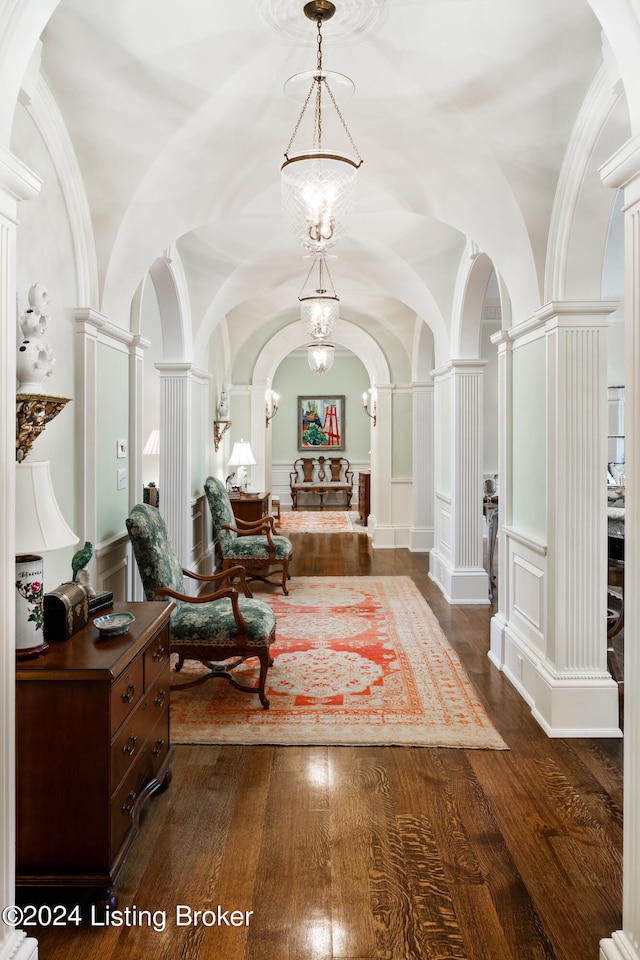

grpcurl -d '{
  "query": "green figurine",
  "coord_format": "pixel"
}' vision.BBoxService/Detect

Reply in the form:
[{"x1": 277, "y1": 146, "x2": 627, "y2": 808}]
[{"x1": 72, "y1": 541, "x2": 93, "y2": 583}]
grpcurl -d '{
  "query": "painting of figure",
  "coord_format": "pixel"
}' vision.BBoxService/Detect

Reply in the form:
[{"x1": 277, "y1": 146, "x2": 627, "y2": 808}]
[{"x1": 298, "y1": 396, "x2": 345, "y2": 451}]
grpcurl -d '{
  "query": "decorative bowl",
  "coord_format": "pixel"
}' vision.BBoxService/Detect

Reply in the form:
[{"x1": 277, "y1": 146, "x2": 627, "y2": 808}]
[{"x1": 94, "y1": 612, "x2": 135, "y2": 637}]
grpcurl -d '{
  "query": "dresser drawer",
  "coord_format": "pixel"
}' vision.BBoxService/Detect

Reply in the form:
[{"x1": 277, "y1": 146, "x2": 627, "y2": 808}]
[
  {"x1": 110, "y1": 656, "x2": 144, "y2": 733},
  {"x1": 144, "y1": 626, "x2": 169, "y2": 687},
  {"x1": 148, "y1": 709, "x2": 170, "y2": 779},
  {"x1": 110, "y1": 744, "x2": 154, "y2": 859},
  {"x1": 110, "y1": 659, "x2": 170, "y2": 792}
]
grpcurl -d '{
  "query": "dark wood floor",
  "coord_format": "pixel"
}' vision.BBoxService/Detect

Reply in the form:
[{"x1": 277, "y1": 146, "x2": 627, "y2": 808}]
[{"x1": 32, "y1": 532, "x2": 622, "y2": 959}]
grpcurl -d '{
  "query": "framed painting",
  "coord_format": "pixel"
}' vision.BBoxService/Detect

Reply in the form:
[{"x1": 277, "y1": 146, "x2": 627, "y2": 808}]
[{"x1": 298, "y1": 395, "x2": 345, "y2": 451}]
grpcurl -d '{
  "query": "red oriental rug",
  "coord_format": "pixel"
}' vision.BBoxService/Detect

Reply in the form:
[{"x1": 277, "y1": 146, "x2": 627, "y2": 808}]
[
  {"x1": 278, "y1": 510, "x2": 363, "y2": 534},
  {"x1": 169, "y1": 577, "x2": 507, "y2": 749}
]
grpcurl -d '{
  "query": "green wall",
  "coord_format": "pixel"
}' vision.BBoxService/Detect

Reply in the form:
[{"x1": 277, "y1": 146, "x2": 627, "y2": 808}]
[
  {"x1": 97, "y1": 343, "x2": 130, "y2": 541},
  {"x1": 271, "y1": 353, "x2": 371, "y2": 463},
  {"x1": 512, "y1": 338, "x2": 546, "y2": 539}
]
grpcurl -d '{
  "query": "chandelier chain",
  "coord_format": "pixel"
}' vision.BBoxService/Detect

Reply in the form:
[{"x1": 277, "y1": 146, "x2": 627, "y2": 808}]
[{"x1": 283, "y1": 82, "x2": 315, "y2": 159}]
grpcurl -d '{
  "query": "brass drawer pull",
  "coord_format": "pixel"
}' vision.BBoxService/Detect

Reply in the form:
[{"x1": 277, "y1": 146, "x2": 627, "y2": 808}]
[
  {"x1": 152, "y1": 644, "x2": 165, "y2": 662},
  {"x1": 121, "y1": 790, "x2": 137, "y2": 815},
  {"x1": 154, "y1": 689, "x2": 166, "y2": 708},
  {"x1": 121, "y1": 682, "x2": 136, "y2": 704},
  {"x1": 152, "y1": 739, "x2": 165, "y2": 758},
  {"x1": 122, "y1": 735, "x2": 137, "y2": 756}
]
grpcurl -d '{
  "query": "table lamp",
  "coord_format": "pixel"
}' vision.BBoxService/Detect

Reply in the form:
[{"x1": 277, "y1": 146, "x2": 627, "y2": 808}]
[
  {"x1": 228, "y1": 440, "x2": 256, "y2": 492},
  {"x1": 15, "y1": 460, "x2": 79, "y2": 659}
]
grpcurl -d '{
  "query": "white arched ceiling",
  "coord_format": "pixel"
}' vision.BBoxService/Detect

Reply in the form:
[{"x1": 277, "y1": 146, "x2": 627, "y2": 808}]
[
  {"x1": 193, "y1": 239, "x2": 451, "y2": 364},
  {"x1": 253, "y1": 320, "x2": 391, "y2": 388},
  {"x1": 148, "y1": 246, "x2": 192, "y2": 363},
  {"x1": 451, "y1": 250, "x2": 498, "y2": 360},
  {"x1": 411, "y1": 319, "x2": 435, "y2": 383},
  {"x1": 0, "y1": 0, "x2": 61, "y2": 145},
  {"x1": 587, "y1": 0, "x2": 640, "y2": 134},
  {"x1": 545, "y1": 64, "x2": 629, "y2": 301}
]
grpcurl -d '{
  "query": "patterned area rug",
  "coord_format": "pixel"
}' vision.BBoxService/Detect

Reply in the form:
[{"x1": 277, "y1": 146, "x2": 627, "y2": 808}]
[
  {"x1": 170, "y1": 577, "x2": 507, "y2": 749},
  {"x1": 278, "y1": 510, "x2": 364, "y2": 533}
]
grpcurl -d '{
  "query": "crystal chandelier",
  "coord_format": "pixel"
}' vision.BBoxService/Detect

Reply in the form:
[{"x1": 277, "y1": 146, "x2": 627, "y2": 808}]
[
  {"x1": 281, "y1": 0, "x2": 362, "y2": 255},
  {"x1": 307, "y1": 341, "x2": 335, "y2": 375},
  {"x1": 299, "y1": 254, "x2": 339, "y2": 339}
]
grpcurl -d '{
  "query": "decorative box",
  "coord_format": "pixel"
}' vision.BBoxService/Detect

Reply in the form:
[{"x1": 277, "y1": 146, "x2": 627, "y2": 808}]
[{"x1": 44, "y1": 582, "x2": 90, "y2": 642}]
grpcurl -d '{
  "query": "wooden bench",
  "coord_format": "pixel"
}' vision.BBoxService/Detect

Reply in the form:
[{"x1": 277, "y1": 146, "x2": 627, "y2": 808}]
[{"x1": 290, "y1": 456, "x2": 353, "y2": 510}]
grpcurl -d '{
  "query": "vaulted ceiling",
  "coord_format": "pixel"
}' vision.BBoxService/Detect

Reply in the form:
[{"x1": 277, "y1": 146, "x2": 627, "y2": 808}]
[{"x1": 36, "y1": 0, "x2": 608, "y2": 367}]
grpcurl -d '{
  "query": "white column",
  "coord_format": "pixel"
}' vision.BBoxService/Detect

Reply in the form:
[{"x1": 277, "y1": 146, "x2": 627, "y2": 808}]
[
  {"x1": 410, "y1": 381, "x2": 434, "y2": 552},
  {"x1": 0, "y1": 148, "x2": 40, "y2": 960},
  {"x1": 250, "y1": 383, "x2": 267, "y2": 493},
  {"x1": 538, "y1": 302, "x2": 619, "y2": 736},
  {"x1": 600, "y1": 134, "x2": 640, "y2": 960},
  {"x1": 157, "y1": 362, "x2": 192, "y2": 569},
  {"x1": 129, "y1": 335, "x2": 149, "y2": 600},
  {"x1": 430, "y1": 360, "x2": 488, "y2": 603},
  {"x1": 489, "y1": 331, "x2": 512, "y2": 668},
  {"x1": 371, "y1": 384, "x2": 394, "y2": 548}
]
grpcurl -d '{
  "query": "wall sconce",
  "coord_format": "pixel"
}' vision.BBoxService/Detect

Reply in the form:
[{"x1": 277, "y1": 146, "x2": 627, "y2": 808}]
[
  {"x1": 363, "y1": 390, "x2": 377, "y2": 427},
  {"x1": 213, "y1": 420, "x2": 232, "y2": 452},
  {"x1": 265, "y1": 389, "x2": 280, "y2": 428}
]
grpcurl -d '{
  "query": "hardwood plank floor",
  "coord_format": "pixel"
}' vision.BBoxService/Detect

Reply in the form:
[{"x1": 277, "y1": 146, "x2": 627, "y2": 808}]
[{"x1": 29, "y1": 532, "x2": 622, "y2": 959}]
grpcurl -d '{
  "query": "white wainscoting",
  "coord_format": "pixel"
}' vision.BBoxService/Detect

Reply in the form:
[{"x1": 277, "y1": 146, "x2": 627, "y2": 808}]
[
  {"x1": 499, "y1": 526, "x2": 548, "y2": 706},
  {"x1": 95, "y1": 532, "x2": 131, "y2": 601}
]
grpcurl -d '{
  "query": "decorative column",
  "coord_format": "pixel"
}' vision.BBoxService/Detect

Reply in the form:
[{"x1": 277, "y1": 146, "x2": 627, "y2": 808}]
[
  {"x1": 0, "y1": 147, "x2": 40, "y2": 960},
  {"x1": 156, "y1": 362, "x2": 193, "y2": 571},
  {"x1": 371, "y1": 384, "x2": 394, "y2": 548},
  {"x1": 430, "y1": 361, "x2": 488, "y2": 603},
  {"x1": 600, "y1": 135, "x2": 640, "y2": 960},
  {"x1": 250, "y1": 383, "x2": 267, "y2": 493},
  {"x1": 129, "y1": 335, "x2": 150, "y2": 600},
  {"x1": 540, "y1": 302, "x2": 618, "y2": 734},
  {"x1": 410, "y1": 381, "x2": 434, "y2": 552}
]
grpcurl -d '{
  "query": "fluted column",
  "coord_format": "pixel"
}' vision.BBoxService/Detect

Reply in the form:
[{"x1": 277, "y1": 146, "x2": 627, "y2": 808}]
[
  {"x1": 371, "y1": 384, "x2": 393, "y2": 547},
  {"x1": 250, "y1": 384, "x2": 267, "y2": 493},
  {"x1": 0, "y1": 147, "x2": 40, "y2": 960},
  {"x1": 600, "y1": 134, "x2": 640, "y2": 960},
  {"x1": 410, "y1": 381, "x2": 434, "y2": 552},
  {"x1": 430, "y1": 361, "x2": 488, "y2": 602},
  {"x1": 157, "y1": 362, "x2": 192, "y2": 569}
]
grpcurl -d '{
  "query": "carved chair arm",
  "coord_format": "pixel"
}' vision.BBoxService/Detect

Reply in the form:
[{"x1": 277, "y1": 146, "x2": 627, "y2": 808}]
[
  {"x1": 222, "y1": 522, "x2": 276, "y2": 550},
  {"x1": 182, "y1": 564, "x2": 252, "y2": 596},
  {"x1": 154, "y1": 584, "x2": 248, "y2": 634}
]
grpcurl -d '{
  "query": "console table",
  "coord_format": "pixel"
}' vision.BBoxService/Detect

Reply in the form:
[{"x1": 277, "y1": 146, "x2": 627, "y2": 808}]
[
  {"x1": 229, "y1": 491, "x2": 269, "y2": 524},
  {"x1": 16, "y1": 600, "x2": 174, "y2": 907}
]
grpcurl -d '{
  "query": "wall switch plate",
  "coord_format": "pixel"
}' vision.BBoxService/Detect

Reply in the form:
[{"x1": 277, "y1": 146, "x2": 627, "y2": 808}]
[
  {"x1": 116, "y1": 439, "x2": 127, "y2": 458},
  {"x1": 117, "y1": 468, "x2": 127, "y2": 490}
]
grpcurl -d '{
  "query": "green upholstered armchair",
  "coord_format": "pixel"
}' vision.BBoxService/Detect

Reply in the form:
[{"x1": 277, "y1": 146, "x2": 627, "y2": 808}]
[
  {"x1": 126, "y1": 503, "x2": 276, "y2": 708},
  {"x1": 204, "y1": 476, "x2": 293, "y2": 595}
]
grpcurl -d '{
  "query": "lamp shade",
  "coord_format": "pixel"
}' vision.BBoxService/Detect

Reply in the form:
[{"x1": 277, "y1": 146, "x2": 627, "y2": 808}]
[
  {"x1": 228, "y1": 440, "x2": 256, "y2": 467},
  {"x1": 16, "y1": 460, "x2": 79, "y2": 554},
  {"x1": 143, "y1": 429, "x2": 160, "y2": 455}
]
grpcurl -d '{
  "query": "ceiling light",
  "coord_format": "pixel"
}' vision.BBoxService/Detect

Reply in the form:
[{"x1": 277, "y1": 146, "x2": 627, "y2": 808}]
[
  {"x1": 299, "y1": 255, "x2": 339, "y2": 339},
  {"x1": 281, "y1": 0, "x2": 362, "y2": 254},
  {"x1": 307, "y1": 341, "x2": 335, "y2": 375}
]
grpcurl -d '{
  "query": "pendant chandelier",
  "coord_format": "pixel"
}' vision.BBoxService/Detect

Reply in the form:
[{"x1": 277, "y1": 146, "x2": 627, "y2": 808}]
[
  {"x1": 307, "y1": 341, "x2": 335, "y2": 375},
  {"x1": 281, "y1": 0, "x2": 362, "y2": 255},
  {"x1": 299, "y1": 254, "x2": 339, "y2": 339}
]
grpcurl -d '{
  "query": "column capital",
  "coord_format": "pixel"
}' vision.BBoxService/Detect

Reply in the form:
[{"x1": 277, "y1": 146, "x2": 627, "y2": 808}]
[
  {"x1": 600, "y1": 132, "x2": 640, "y2": 191},
  {"x1": 0, "y1": 146, "x2": 40, "y2": 207}
]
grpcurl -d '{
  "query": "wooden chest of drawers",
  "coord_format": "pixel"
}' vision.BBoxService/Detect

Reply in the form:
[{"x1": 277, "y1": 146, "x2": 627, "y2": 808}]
[
  {"x1": 16, "y1": 601, "x2": 174, "y2": 906},
  {"x1": 358, "y1": 470, "x2": 370, "y2": 525}
]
